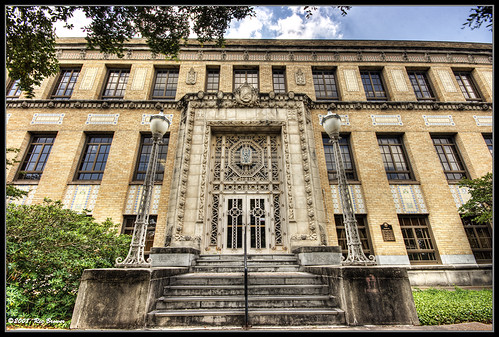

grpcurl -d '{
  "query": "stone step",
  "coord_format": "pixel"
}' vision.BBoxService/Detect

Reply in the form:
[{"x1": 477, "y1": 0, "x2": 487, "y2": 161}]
[
  {"x1": 155, "y1": 295, "x2": 336, "y2": 310},
  {"x1": 170, "y1": 272, "x2": 324, "y2": 286},
  {"x1": 194, "y1": 259, "x2": 299, "y2": 266},
  {"x1": 148, "y1": 308, "x2": 345, "y2": 327},
  {"x1": 163, "y1": 284, "x2": 329, "y2": 296},
  {"x1": 190, "y1": 265, "x2": 300, "y2": 273},
  {"x1": 197, "y1": 254, "x2": 297, "y2": 261}
]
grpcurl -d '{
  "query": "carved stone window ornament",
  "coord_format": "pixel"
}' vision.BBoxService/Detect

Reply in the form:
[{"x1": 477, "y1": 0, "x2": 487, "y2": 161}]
[
  {"x1": 186, "y1": 67, "x2": 197, "y2": 85},
  {"x1": 295, "y1": 69, "x2": 306, "y2": 86}
]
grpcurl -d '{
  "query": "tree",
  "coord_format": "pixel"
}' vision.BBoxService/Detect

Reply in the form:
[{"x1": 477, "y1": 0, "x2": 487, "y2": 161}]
[
  {"x1": 6, "y1": 199, "x2": 132, "y2": 327},
  {"x1": 458, "y1": 172, "x2": 493, "y2": 225},
  {"x1": 462, "y1": 6, "x2": 493, "y2": 31},
  {"x1": 6, "y1": 147, "x2": 28, "y2": 201}
]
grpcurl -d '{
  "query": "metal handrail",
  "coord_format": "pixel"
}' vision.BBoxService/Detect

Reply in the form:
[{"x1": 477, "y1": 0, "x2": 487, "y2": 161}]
[{"x1": 243, "y1": 223, "x2": 249, "y2": 329}]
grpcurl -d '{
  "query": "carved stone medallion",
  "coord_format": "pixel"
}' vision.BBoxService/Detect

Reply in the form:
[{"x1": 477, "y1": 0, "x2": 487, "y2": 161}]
[{"x1": 234, "y1": 82, "x2": 258, "y2": 106}]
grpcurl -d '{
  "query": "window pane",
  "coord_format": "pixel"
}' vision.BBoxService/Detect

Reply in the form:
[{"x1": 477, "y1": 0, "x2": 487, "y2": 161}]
[
  {"x1": 17, "y1": 135, "x2": 55, "y2": 180},
  {"x1": 77, "y1": 135, "x2": 113, "y2": 180}
]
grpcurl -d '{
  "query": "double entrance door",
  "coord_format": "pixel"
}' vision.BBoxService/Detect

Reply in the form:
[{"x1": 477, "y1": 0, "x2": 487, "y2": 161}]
[{"x1": 223, "y1": 195, "x2": 270, "y2": 254}]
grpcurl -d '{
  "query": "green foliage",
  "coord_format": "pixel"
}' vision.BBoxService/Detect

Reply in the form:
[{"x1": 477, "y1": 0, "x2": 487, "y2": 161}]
[
  {"x1": 6, "y1": 147, "x2": 28, "y2": 200},
  {"x1": 458, "y1": 172, "x2": 493, "y2": 224},
  {"x1": 463, "y1": 6, "x2": 493, "y2": 31},
  {"x1": 412, "y1": 287, "x2": 493, "y2": 325},
  {"x1": 6, "y1": 199, "x2": 131, "y2": 328}
]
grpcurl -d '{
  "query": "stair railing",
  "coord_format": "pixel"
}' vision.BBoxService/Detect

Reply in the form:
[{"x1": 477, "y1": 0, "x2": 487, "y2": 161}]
[{"x1": 243, "y1": 223, "x2": 249, "y2": 329}]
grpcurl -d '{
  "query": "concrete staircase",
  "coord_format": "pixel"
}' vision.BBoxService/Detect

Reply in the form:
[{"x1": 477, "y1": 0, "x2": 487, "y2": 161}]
[{"x1": 147, "y1": 254, "x2": 345, "y2": 327}]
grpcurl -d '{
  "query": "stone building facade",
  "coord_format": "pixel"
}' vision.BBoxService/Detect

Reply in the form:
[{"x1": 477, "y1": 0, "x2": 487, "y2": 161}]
[{"x1": 6, "y1": 38, "x2": 493, "y2": 266}]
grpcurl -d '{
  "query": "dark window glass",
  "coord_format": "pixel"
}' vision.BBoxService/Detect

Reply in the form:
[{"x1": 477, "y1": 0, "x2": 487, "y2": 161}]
[
  {"x1": 134, "y1": 134, "x2": 169, "y2": 182},
  {"x1": 454, "y1": 72, "x2": 482, "y2": 101},
  {"x1": 399, "y1": 216, "x2": 438, "y2": 263},
  {"x1": 483, "y1": 134, "x2": 492, "y2": 155},
  {"x1": 335, "y1": 215, "x2": 372, "y2": 259},
  {"x1": 272, "y1": 69, "x2": 286, "y2": 93},
  {"x1": 102, "y1": 69, "x2": 130, "y2": 99},
  {"x1": 323, "y1": 135, "x2": 356, "y2": 181},
  {"x1": 432, "y1": 136, "x2": 467, "y2": 181},
  {"x1": 360, "y1": 71, "x2": 387, "y2": 101},
  {"x1": 234, "y1": 69, "x2": 258, "y2": 89},
  {"x1": 6, "y1": 79, "x2": 22, "y2": 100},
  {"x1": 377, "y1": 136, "x2": 413, "y2": 180},
  {"x1": 462, "y1": 217, "x2": 492, "y2": 263},
  {"x1": 206, "y1": 68, "x2": 220, "y2": 92},
  {"x1": 152, "y1": 69, "x2": 179, "y2": 99},
  {"x1": 76, "y1": 135, "x2": 113, "y2": 180},
  {"x1": 312, "y1": 70, "x2": 339, "y2": 100},
  {"x1": 408, "y1": 71, "x2": 435, "y2": 101},
  {"x1": 17, "y1": 135, "x2": 56, "y2": 180},
  {"x1": 122, "y1": 215, "x2": 157, "y2": 258},
  {"x1": 52, "y1": 68, "x2": 80, "y2": 99}
]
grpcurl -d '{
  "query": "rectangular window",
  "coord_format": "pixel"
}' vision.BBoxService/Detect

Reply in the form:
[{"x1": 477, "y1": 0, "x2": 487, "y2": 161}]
[
  {"x1": 51, "y1": 68, "x2": 80, "y2": 99},
  {"x1": 102, "y1": 69, "x2": 130, "y2": 99},
  {"x1": 312, "y1": 70, "x2": 339, "y2": 100},
  {"x1": 76, "y1": 135, "x2": 113, "y2": 181},
  {"x1": 205, "y1": 68, "x2": 220, "y2": 93},
  {"x1": 6, "y1": 79, "x2": 22, "y2": 100},
  {"x1": 361, "y1": 70, "x2": 387, "y2": 101},
  {"x1": 334, "y1": 215, "x2": 372, "y2": 259},
  {"x1": 152, "y1": 68, "x2": 179, "y2": 99},
  {"x1": 134, "y1": 134, "x2": 169, "y2": 182},
  {"x1": 17, "y1": 135, "x2": 56, "y2": 180},
  {"x1": 122, "y1": 215, "x2": 157, "y2": 258},
  {"x1": 378, "y1": 136, "x2": 413, "y2": 180},
  {"x1": 408, "y1": 71, "x2": 436, "y2": 101},
  {"x1": 432, "y1": 136, "x2": 467, "y2": 181},
  {"x1": 454, "y1": 71, "x2": 481, "y2": 101},
  {"x1": 323, "y1": 134, "x2": 356, "y2": 181},
  {"x1": 399, "y1": 215, "x2": 438, "y2": 264},
  {"x1": 272, "y1": 68, "x2": 286, "y2": 93},
  {"x1": 234, "y1": 69, "x2": 258, "y2": 90},
  {"x1": 483, "y1": 134, "x2": 492, "y2": 155},
  {"x1": 462, "y1": 217, "x2": 492, "y2": 264}
]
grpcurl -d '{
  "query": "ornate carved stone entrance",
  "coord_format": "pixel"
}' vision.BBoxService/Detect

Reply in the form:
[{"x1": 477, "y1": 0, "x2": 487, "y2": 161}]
[{"x1": 206, "y1": 133, "x2": 284, "y2": 253}]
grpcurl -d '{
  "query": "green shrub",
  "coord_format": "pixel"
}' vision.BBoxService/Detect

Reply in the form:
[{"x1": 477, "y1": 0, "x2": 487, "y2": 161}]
[
  {"x1": 6, "y1": 199, "x2": 132, "y2": 329},
  {"x1": 412, "y1": 287, "x2": 493, "y2": 325}
]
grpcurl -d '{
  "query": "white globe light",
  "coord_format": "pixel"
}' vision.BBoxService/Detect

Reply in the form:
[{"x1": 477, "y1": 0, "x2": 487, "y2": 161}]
[
  {"x1": 150, "y1": 113, "x2": 170, "y2": 136},
  {"x1": 322, "y1": 111, "x2": 341, "y2": 138}
]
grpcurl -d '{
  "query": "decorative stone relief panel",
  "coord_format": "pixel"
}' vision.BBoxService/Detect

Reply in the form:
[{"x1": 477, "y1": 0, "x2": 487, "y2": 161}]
[
  {"x1": 423, "y1": 115, "x2": 455, "y2": 126},
  {"x1": 63, "y1": 185, "x2": 99, "y2": 212},
  {"x1": 371, "y1": 115, "x2": 403, "y2": 126},
  {"x1": 86, "y1": 114, "x2": 119, "y2": 125},
  {"x1": 186, "y1": 67, "x2": 197, "y2": 85},
  {"x1": 449, "y1": 184, "x2": 471, "y2": 210},
  {"x1": 295, "y1": 69, "x2": 306, "y2": 85},
  {"x1": 473, "y1": 115, "x2": 492, "y2": 126},
  {"x1": 391, "y1": 69, "x2": 409, "y2": 91},
  {"x1": 31, "y1": 113, "x2": 65, "y2": 125},
  {"x1": 131, "y1": 67, "x2": 148, "y2": 90},
  {"x1": 390, "y1": 185, "x2": 428, "y2": 214},
  {"x1": 437, "y1": 69, "x2": 458, "y2": 92},
  {"x1": 79, "y1": 67, "x2": 99, "y2": 90},
  {"x1": 330, "y1": 184, "x2": 366, "y2": 214},
  {"x1": 124, "y1": 184, "x2": 162, "y2": 215},
  {"x1": 141, "y1": 113, "x2": 173, "y2": 125},
  {"x1": 7, "y1": 185, "x2": 37, "y2": 205},
  {"x1": 343, "y1": 69, "x2": 360, "y2": 91}
]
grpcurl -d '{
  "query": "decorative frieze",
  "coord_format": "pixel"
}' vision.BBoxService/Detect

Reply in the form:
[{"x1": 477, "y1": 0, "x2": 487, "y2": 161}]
[
  {"x1": 31, "y1": 113, "x2": 65, "y2": 125},
  {"x1": 330, "y1": 184, "x2": 366, "y2": 214},
  {"x1": 86, "y1": 114, "x2": 119, "y2": 125},
  {"x1": 390, "y1": 184, "x2": 427, "y2": 214},
  {"x1": 371, "y1": 114, "x2": 403, "y2": 126},
  {"x1": 63, "y1": 184, "x2": 99, "y2": 213},
  {"x1": 423, "y1": 115, "x2": 455, "y2": 126},
  {"x1": 449, "y1": 184, "x2": 471, "y2": 210},
  {"x1": 472, "y1": 115, "x2": 492, "y2": 126}
]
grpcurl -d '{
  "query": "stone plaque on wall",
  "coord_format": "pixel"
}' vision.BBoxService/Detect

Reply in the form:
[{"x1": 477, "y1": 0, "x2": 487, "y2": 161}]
[
  {"x1": 343, "y1": 69, "x2": 360, "y2": 91},
  {"x1": 131, "y1": 67, "x2": 148, "y2": 90},
  {"x1": 472, "y1": 115, "x2": 492, "y2": 126},
  {"x1": 79, "y1": 67, "x2": 99, "y2": 90},
  {"x1": 380, "y1": 222, "x2": 396, "y2": 242}
]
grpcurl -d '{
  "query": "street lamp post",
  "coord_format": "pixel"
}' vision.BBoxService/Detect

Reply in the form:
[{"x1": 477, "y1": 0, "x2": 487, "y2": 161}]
[
  {"x1": 322, "y1": 110, "x2": 376, "y2": 266},
  {"x1": 116, "y1": 111, "x2": 170, "y2": 268}
]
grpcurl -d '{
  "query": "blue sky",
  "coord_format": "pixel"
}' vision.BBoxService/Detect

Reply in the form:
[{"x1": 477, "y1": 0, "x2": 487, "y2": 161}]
[{"x1": 55, "y1": 6, "x2": 492, "y2": 43}]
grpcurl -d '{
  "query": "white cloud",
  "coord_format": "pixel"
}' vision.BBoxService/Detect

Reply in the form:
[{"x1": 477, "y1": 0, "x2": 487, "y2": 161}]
[
  {"x1": 53, "y1": 9, "x2": 91, "y2": 37},
  {"x1": 225, "y1": 7, "x2": 273, "y2": 39}
]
